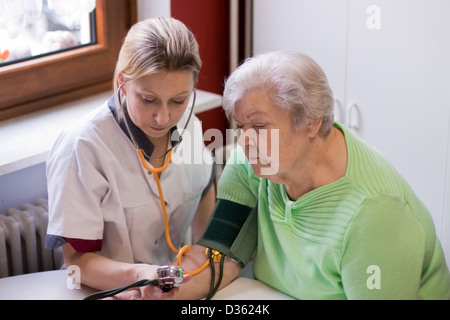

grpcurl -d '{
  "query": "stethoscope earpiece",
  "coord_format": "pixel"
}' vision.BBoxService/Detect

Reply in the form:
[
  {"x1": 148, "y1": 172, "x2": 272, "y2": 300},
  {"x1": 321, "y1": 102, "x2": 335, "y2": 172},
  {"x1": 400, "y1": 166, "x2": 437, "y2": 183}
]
[{"x1": 118, "y1": 83, "x2": 126, "y2": 96}]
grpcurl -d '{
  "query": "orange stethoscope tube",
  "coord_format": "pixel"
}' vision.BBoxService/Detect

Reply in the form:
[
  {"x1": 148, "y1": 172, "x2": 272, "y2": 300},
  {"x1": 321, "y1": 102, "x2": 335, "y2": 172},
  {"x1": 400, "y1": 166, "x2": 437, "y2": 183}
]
[{"x1": 136, "y1": 149, "x2": 219, "y2": 275}]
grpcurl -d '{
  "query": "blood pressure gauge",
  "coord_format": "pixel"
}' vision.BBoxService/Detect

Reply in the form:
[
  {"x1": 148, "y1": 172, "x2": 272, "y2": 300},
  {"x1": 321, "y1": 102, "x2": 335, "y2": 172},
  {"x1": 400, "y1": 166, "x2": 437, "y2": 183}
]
[{"x1": 157, "y1": 265, "x2": 184, "y2": 292}]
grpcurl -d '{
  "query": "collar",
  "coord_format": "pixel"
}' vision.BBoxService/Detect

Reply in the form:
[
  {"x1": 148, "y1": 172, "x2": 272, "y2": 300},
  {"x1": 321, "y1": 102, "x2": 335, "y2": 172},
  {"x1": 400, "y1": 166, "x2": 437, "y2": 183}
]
[{"x1": 108, "y1": 95, "x2": 179, "y2": 160}]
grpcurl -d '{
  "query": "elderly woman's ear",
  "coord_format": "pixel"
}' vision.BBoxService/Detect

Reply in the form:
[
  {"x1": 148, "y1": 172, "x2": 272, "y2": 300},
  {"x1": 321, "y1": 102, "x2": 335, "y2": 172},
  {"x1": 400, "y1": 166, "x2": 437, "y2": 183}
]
[{"x1": 307, "y1": 117, "x2": 323, "y2": 138}]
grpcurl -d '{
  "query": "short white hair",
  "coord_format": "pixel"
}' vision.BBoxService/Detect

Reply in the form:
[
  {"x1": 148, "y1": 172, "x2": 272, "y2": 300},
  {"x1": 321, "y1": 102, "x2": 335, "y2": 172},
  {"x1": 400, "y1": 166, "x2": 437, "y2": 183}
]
[{"x1": 223, "y1": 51, "x2": 334, "y2": 136}]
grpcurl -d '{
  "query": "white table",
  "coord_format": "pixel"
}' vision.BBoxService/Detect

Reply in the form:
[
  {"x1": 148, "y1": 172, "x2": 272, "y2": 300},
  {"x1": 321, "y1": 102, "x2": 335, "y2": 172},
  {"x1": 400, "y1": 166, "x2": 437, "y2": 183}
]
[{"x1": 0, "y1": 270, "x2": 293, "y2": 300}]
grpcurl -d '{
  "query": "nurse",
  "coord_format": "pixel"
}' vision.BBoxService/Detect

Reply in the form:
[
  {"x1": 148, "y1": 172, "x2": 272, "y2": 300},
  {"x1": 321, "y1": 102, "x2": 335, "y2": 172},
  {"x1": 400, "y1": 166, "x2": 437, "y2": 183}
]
[{"x1": 45, "y1": 17, "x2": 216, "y2": 299}]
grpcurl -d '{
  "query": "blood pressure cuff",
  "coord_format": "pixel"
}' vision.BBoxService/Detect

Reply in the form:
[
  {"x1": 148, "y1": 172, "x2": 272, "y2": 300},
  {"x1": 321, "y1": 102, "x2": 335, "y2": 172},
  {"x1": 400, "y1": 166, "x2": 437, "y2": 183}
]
[{"x1": 197, "y1": 199, "x2": 257, "y2": 268}]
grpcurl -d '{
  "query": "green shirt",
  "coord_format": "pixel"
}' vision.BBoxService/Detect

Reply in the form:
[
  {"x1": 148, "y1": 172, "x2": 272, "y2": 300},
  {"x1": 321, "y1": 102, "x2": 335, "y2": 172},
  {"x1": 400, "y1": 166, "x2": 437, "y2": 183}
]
[{"x1": 217, "y1": 123, "x2": 450, "y2": 300}]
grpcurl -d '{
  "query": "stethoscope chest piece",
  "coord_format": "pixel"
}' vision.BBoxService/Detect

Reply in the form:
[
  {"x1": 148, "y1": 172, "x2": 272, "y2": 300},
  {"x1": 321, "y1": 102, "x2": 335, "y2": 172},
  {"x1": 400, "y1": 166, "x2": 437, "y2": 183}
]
[{"x1": 157, "y1": 265, "x2": 184, "y2": 292}]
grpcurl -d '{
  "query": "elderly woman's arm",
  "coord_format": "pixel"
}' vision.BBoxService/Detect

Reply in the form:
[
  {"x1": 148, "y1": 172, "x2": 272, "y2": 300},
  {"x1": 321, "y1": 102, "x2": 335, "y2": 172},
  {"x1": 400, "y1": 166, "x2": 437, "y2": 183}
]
[{"x1": 173, "y1": 244, "x2": 242, "y2": 300}]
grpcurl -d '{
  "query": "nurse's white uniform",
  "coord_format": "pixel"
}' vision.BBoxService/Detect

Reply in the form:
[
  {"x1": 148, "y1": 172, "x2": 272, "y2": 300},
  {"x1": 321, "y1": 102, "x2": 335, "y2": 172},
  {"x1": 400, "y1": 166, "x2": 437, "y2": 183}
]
[{"x1": 45, "y1": 96, "x2": 214, "y2": 265}]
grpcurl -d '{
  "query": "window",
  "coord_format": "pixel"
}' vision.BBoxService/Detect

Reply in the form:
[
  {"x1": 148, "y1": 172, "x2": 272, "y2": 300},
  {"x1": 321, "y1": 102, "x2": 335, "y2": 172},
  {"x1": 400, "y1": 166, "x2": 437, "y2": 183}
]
[
  {"x1": 0, "y1": 0, "x2": 97, "y2": 65},
  {"x1": 0, "y1": 0, "x2": 137, "y2": 121}
]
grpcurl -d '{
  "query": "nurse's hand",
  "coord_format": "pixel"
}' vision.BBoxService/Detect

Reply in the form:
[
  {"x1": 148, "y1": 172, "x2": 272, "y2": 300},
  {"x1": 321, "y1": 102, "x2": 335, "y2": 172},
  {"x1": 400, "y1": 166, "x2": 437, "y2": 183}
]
[
  {"x1": 143, "y1": 273, "x2": 193, "y2": 300},
  {"x1": 107, "y1": 274, "x2": 192, "y2": 300}
]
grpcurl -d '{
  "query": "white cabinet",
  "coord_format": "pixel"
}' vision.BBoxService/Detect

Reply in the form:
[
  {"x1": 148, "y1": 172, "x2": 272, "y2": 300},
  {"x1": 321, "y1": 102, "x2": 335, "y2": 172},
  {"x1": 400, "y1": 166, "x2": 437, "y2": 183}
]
[
  {"x1": 254, "y1": 0, "x2": 450, "y2": 262},
  {"x1": 254, "y1": 0, "x2": 349, "y2": 122},
  {"x1": 443, "y1": 115, "x2": 450, "y2": 268},
  {"x1": 344, "y1": 0, "x2": 450, "y2": 230}
]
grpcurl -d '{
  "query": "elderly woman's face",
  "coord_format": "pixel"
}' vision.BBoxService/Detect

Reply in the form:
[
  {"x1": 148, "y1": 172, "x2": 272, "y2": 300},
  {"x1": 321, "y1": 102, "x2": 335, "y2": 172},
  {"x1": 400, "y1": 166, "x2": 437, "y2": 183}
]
[{"x1": 234, "y1": 87, "x2": 306, "y2": 180}]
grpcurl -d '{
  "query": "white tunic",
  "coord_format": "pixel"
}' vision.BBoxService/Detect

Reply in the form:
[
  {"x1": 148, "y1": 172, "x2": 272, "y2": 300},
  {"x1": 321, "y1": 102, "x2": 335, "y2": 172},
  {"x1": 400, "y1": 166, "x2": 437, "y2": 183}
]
[{"x1": 45, "y1": 96, "x2": 214, "y2": 265}]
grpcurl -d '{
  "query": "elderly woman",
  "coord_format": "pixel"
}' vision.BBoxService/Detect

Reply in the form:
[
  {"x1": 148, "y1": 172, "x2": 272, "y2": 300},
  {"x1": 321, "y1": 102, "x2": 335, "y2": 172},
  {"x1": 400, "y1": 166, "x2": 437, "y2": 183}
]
[{"x1": 175, "y1": 50, "x2": 450, "y2": 300}]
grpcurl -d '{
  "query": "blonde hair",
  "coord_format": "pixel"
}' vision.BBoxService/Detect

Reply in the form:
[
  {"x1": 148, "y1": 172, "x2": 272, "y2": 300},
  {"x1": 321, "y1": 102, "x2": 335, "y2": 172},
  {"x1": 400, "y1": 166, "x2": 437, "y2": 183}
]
[
  {"x1": 113, "y1": 17, "x2": 202, "y2": 117},
  {"x1": 223, "y1": 51, "x2": 334, "y2": 137}
]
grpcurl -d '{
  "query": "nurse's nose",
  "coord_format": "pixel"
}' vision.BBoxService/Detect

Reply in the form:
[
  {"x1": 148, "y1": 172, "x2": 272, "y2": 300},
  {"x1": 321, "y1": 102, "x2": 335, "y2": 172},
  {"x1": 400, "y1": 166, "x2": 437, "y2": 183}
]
[{"x1": 154, "y1": 105, "x2": 170, "y2": 126}]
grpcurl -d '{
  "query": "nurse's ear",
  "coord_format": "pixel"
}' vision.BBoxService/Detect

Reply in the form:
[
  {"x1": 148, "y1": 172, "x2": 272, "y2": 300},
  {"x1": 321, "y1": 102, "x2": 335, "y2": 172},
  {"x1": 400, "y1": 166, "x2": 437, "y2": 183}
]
[{"x1": 118, "y1": 73, "x2": 127, "y2": 96}]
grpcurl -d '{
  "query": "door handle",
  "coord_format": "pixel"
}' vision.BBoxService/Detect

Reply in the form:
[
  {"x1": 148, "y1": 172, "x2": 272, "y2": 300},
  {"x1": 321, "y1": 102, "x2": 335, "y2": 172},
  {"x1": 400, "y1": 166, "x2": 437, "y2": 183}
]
[{"x1": 346, "y1": 102, "x2": 361, "y2": 131}]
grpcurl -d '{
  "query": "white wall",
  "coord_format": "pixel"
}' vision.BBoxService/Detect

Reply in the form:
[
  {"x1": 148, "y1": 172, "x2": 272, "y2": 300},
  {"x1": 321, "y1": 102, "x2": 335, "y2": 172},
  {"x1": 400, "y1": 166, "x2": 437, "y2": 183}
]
[
  {"x1": 137, "y1": 0, "x2": 171, "y2": 21},
  {"x1": 0, "y1": 163, "x2": 47, "y2": 214}
]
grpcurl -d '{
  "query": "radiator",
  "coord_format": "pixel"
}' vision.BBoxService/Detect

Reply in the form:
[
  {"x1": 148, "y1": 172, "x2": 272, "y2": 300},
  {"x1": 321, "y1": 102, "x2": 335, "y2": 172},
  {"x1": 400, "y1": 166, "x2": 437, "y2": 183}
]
[{"x1": 0, "y1": 198, "x2": 61, "y2": 278}]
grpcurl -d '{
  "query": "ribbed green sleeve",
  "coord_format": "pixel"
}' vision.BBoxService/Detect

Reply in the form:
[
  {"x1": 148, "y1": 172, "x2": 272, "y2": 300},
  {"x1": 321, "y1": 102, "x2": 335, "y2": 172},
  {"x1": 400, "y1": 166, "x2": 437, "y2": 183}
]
[{"x1": 342, "y1": 195, "x2": 426, "y2": 299}]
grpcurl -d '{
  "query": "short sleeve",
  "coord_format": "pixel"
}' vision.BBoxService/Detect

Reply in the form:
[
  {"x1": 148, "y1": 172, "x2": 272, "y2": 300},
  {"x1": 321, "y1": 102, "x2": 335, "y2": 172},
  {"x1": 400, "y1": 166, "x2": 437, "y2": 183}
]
[{"x1": 45, "y1": 132, "x2": 110, "y2": 243}]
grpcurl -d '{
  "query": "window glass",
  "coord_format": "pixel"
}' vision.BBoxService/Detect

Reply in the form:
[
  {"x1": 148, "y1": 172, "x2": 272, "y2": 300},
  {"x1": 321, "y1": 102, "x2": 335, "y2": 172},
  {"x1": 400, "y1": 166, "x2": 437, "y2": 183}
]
[{"x1": 0, "y1": 0, "x2": 96, "y2": 65}]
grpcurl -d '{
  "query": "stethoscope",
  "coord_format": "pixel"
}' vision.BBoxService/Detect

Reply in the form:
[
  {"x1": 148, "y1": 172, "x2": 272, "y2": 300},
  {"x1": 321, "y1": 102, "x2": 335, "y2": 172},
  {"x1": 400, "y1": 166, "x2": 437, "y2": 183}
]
[{"x1": 117, "y1": 84, "x2": 221, "y2": 276}]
